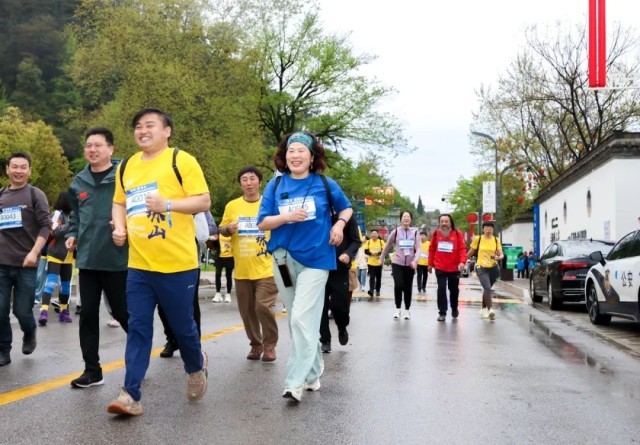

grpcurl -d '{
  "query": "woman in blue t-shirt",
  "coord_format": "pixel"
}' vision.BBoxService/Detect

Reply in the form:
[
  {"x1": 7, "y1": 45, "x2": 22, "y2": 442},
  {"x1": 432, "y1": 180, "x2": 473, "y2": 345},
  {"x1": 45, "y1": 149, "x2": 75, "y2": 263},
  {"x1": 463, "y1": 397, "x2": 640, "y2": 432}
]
[{"x1": 258, "y1": 131, "x2": 353, "y2": 403}]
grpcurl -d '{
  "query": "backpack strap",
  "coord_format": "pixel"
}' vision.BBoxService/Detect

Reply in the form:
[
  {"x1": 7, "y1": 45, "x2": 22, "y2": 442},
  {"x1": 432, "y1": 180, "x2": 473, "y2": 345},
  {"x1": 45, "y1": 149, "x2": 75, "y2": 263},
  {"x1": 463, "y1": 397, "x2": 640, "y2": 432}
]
[
  {"x1": 0, "y1": 185, "x2": 38, "y2": 209},
  {"x1": 119, "y1": 147, "x2": 182, "y2": 191}
]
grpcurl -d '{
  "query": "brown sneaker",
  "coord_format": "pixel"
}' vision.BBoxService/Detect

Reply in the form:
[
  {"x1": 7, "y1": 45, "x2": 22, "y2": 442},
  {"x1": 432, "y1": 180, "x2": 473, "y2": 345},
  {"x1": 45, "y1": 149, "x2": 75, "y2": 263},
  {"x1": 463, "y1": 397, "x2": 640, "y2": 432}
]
[
  {"x1": 186, "y1": 351, "x2": 208, "y2": 401},
  {"x1": 246, "y1": 345, "x2": 263, "y2": 360},
  {"x1": 107, "y1": 388, "x2": 143, "y2": 416},
  {"x1": 262, "y1": 346, "x2": 276, "y2": 362}
]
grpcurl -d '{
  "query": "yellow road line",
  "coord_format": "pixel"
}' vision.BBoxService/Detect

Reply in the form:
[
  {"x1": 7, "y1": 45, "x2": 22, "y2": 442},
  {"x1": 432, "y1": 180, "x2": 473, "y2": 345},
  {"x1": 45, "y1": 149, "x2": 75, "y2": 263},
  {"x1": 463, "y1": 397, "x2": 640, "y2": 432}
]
[{"x1": 0, "y1": 312, "x2": 287, "y2": 407}]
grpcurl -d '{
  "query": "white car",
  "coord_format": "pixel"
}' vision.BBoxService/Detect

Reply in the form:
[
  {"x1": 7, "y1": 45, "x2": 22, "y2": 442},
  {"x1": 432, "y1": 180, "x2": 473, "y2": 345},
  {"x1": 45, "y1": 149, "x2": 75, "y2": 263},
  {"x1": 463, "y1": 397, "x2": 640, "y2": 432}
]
[{"x1": 584, "y1": 228, "x2": 640, "y2": 325}]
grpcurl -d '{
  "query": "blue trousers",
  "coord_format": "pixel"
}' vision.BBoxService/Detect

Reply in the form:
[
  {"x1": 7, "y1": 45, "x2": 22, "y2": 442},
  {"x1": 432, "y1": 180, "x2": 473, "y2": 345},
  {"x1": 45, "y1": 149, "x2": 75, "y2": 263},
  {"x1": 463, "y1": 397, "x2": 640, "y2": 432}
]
[
  {"x1": 272, "y1": 249, "x2": 328, "y2": 390},
  {"x1": 0, "y1": 266, "x2": 37, "y2": 352},
  {"x1": 34, "y1": 257, "x2": 47, "y2": 302},
  {"x1": 124, "y1": 268, "x2": 202, "y2": 401}
]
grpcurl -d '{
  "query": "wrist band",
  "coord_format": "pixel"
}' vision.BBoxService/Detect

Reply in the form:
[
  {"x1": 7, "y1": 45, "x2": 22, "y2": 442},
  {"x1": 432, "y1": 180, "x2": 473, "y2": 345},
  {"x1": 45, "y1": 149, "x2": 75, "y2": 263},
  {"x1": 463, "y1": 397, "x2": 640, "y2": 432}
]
[
  {"x1": 338, "y1": 217, "x2": 348, "y2": 225},
  {"x1": 166, "y1": 200, "x2": 172, "y2": 228}
]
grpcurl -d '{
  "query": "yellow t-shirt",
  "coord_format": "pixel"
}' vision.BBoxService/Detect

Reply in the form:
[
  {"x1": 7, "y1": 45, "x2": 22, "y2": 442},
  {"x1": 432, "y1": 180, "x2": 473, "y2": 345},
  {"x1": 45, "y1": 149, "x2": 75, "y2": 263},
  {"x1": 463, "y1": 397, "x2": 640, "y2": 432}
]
[
  {"x1": 417, "y1": 241, "x2": 430, "y2": 266},
  {"x1": 113, "y1": 148, "x2": 209, "y2": 273},
  {"x1": 218, "y1": 235, "x2": 233, "y2": 258},
  {"x1": 47, "y1": 251, "x2": 74, "y2": 265},
  {"x1": 220, "y1": 197, "x2": 271, "y2": 280},
  {"x1": 365, "y1": 238, "x2": 385, "y2": 266},
  {"x1": 471, "y1": 235, "x2": 502, "y2": 269}
]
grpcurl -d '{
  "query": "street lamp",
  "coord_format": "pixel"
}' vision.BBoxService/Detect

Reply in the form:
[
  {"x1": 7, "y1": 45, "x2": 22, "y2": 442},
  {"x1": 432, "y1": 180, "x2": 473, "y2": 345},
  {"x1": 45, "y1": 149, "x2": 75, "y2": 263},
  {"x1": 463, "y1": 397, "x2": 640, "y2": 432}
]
[
  {"x1": 497, "y1": 161, "x2": 525, "y2": 241},
  {"x1": 471, "y1": 131, "x2": 499, "y2": 187}
]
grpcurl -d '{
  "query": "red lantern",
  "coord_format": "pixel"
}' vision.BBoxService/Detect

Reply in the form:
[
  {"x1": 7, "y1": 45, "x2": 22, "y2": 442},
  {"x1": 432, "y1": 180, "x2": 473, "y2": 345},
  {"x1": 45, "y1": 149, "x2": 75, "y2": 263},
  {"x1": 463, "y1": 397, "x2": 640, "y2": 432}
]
[
  {"x1": 522, "y1": 185, "x2": 527, "y2": 191},
  {"x1": 482, "y1": 213, "x2": 492, "y2": 221},
  {"x1": 466, "y1": 213, "x2": 479, "y2": 223},
  {"x1": 517, "y1": 196, "x2": 524, "y2": 203}
]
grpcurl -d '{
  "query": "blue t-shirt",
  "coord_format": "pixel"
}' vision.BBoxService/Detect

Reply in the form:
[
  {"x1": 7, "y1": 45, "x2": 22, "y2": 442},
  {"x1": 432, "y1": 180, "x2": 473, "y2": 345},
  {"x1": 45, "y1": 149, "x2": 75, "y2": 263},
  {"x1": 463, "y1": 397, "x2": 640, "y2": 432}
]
[{"x1": 257, "y1": 173, "x2": 352, "y2": 270}]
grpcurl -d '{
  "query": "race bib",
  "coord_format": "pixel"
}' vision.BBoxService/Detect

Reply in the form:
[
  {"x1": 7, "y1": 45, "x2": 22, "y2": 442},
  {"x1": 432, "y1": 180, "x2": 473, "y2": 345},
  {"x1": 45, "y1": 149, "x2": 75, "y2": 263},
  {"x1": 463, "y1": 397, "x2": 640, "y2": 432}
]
[
  {"x1": 398, "y1": 239, "x2": 414, "y2": 251},
  {"x1": 278, "y1": 196, "x2": 316, "y2": 222},
  {"x1": 126, "y1": 182, "x2": 159, "y2": 218},
  {"x1": 438, "y1": 241, "x2": 454, "y2": 253},
  {"x1": 237, "y1": 216, "x2": 265, "y2": 237},
  {"x1": 0, "y1": 206, "x2": 23, "y2": 230},
  {"x1": 420, "y1": 252, "x2": 429, "y2": 259}
]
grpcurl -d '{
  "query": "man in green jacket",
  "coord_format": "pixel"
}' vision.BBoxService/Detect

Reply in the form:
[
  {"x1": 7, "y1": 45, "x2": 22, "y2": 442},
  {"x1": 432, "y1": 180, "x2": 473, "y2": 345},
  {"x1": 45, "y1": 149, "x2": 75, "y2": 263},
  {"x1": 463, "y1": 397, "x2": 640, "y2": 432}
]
[{"x1": 65, "y1": 128, "x2": 129, "y2": 388}]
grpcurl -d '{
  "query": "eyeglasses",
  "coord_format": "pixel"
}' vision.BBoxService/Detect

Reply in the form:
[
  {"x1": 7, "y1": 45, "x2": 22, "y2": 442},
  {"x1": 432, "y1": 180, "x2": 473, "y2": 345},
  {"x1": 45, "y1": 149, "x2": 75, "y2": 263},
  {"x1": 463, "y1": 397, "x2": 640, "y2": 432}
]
[{"x1": 84, "y1": 143, "x2": 111, "y2": 149}]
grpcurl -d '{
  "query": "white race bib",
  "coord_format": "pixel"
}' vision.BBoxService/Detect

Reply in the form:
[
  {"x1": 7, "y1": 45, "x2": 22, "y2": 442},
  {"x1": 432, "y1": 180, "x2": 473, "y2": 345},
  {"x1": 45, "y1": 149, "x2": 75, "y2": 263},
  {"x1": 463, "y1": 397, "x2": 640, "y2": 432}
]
[
  {"x1": 237, "y1": 216, "x2": 265, "y2": 237},
  {"x1": 420, "y1": 252, "x2": 429, "y2": 259},
  {"x1": 438, "y1": 241, "x2": 454, "y2": 253},
  {"x1": 278, "y1": 197, "x2": 316, "y2": 222},
  {"x1": 0, "y1": 206, "x2": 23, "y2": 230},
  {"x1": 398, "y1": 239, "x2": 414, "y2": 251},
  {"x1": 126, "y1": 182, "x2": 159, "y2": 218}
]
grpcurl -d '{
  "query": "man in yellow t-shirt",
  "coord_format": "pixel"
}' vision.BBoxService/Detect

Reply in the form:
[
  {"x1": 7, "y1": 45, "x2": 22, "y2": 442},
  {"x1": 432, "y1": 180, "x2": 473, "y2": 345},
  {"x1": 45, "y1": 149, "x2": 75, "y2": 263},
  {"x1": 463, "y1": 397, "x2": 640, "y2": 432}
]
[
  {"x1": 468, "y1": 221, "x2": 504, "y2": 320},
  {"x1": 364, "y1": 229, "x2": 385, "y2": 299},
  {"x1": 416, "y1": 231, "x2": 430, "y2": 295},
  {"x1": 219, "y1": 166, "x2": 279, "y2": 362},
  {"x1": 109, "y1": 108, "x2": 211, "y2": 416}
]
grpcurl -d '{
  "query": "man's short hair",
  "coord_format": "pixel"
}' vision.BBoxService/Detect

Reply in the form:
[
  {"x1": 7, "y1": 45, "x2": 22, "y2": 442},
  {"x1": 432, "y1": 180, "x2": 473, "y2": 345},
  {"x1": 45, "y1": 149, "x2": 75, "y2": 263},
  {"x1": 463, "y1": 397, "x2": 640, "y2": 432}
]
[
  {"x1": 131, "y1": 108, "x2": 173, "y2": 130},
  {"x1": 85, "y1": 127, "x2": 114, "y2": 146},
  {"x1": 237, "y1": 165, "x2": 263, "y2": 183},
  {"x1": 8, "y1": 151, "x2": 32, "y2": 167}
]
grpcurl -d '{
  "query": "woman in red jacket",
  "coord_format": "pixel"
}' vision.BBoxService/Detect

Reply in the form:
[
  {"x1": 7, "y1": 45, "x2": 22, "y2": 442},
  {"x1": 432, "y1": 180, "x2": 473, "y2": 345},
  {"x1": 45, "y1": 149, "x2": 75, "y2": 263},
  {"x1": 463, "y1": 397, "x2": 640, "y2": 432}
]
[{"x1": 428, "y1": 214, "x2": 467, "y2": 321}]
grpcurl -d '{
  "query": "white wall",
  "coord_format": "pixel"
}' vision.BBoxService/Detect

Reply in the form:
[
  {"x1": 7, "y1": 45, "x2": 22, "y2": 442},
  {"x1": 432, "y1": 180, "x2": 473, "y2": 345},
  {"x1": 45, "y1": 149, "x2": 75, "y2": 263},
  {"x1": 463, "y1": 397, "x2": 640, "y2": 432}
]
[
  {"x1": 502, "y1": 222, "x2": 533, "y2": 251},
  {"x1": 537, "y1": 158, "x2": 640, "y2": 253}
]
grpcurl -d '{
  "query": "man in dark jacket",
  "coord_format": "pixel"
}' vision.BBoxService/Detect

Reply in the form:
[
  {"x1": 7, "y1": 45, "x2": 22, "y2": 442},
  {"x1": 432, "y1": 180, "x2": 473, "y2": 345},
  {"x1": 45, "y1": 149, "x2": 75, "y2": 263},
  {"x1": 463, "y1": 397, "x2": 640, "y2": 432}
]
[
  {"x1": 65, "y1": 128, "x2": 129, "y2": 388},
  {"x1": 319, "y1": 215, "x2": 361, "y2": 352}
]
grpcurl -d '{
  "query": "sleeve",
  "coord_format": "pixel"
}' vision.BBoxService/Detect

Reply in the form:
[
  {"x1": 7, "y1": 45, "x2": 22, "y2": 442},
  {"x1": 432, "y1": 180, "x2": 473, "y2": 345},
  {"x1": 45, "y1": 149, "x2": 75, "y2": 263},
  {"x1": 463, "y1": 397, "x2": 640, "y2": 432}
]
[
  {"x1": 380, "y1": 229, "x2": 395, "y2": 260},
  {"x1": 413, "y1": 229, "x2": 421, "y2": 258},
  {"x1": 364, "y1": 239, "x2": 371, "y2": 255},
  {"x1": 220, "y1": 203, "x2": 232, "y2": 227},
  {"x1": 205, "y1": 211, "x2": 218, "y2": 235},
  {"x1": 457, "y1": 231, "x2": 467, "y2": 264},
  {"x1": 470, "y1": 236, "x2": 479, "y2": 251},
  {"x1": 67, "y1": 183, "x2": 79, "y2": 238},
  {"x1": 113, "y1": 163, "x2": 125, "y2": 204},
  {"x1": 497, "y1": 238, "x2": 503, "y2": 252},
  {"x1": 34, "y1": 188, "x2": 52, "y2": 239},
  {"x1": 343, "y1": 218, "x2": 361, "y2": 261},
  {"x1": 180, "y1": 153, "x2": 209, "y2": 196},
  {"x1": 428, "y1": 232, "x2": 437, "y2": 265},
  {"x1": 257, "y1": 179, "x2": 277, "y2": 224},
  {"x1": 327, "y1": 177, "x2": 352, "y2": 213}
]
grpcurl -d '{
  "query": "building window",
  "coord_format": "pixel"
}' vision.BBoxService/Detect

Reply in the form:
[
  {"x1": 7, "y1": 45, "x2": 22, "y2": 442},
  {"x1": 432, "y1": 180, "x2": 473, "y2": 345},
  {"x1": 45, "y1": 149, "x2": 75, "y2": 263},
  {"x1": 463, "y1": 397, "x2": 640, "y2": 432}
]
[
  {"x1": 545, "y1": 210, "x2": 548, "y2": 229},
  {"x1": 563, "y1": 201, "x2": 567, "y2": 223},
  {"x1": 587, "y1": 190, "x2": 592, "y2": 218}
]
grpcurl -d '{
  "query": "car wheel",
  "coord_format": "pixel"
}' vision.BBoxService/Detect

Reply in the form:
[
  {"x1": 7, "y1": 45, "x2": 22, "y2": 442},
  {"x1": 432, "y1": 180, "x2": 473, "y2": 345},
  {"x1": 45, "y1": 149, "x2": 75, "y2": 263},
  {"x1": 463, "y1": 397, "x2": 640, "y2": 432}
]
[
  {"x1": 548, "y1": 279, "x2": 562, "y2": 310},
  {"x1": 530, "y1": 279, "x2": 542, "y2": 303},
  {"x1": 586, "y1": 283, "x2": 611, "y2": 325}
]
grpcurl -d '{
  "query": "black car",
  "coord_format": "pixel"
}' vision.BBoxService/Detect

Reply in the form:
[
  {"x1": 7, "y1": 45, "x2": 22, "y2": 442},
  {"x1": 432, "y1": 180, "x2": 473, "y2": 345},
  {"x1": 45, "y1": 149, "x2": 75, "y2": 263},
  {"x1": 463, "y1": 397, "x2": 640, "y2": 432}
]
[{"x1": 529, "y1": 239, "x2": 614, "y2": 310}]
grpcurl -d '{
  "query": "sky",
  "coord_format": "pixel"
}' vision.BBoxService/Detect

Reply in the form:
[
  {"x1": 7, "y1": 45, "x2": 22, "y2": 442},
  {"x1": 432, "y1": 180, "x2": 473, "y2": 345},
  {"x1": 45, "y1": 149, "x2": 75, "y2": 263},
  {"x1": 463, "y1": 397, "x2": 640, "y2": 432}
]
[{"x1": 317, "y1": 0, "x2": 639, "y2": 211}]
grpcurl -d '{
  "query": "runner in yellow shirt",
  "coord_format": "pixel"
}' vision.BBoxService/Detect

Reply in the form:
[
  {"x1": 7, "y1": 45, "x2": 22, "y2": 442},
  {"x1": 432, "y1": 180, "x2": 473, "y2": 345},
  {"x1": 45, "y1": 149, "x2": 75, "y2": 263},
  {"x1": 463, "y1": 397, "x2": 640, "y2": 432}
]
[
  {"x1": 416, "y1": 231, "x2": 430, "y2": 296},
  {"x1": 212, "y1": 234, "x2": 234, "y2": 303},
  {"x1": 467, "y1": 221, "x2": 504, "y2": 320},
  {"x1": 364, "y1": 229, "x2": 385, "y2": 300}
]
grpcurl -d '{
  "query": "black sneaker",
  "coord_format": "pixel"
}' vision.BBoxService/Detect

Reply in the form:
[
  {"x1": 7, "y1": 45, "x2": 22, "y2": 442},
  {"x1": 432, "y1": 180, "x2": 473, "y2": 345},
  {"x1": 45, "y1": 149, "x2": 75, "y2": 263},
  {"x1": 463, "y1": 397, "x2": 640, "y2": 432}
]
[
  {"x1": 22, "y1": 330, "x2": 36, "y2": 355},
  {"x1": 71, "y1": 372, "x2": 104, "y2": 388},
  {"x1": 160, "y1": 341, "x2": 179, "y2": 358},
  {"x1": 75, "y1": 305, "x2": 82, "y2": 315},
  {"x1": 321, "y1": 342, "x2": 331, "y2": 353},
  {"x1": 452, "y1": 309, "x2": 459, "y2": 319},
  {"x1": 338, "y1": 328, "x2": 349, "y2": 346},
  {"x1": 0, "y1": 350, "x2": 10, "y2": 366}
]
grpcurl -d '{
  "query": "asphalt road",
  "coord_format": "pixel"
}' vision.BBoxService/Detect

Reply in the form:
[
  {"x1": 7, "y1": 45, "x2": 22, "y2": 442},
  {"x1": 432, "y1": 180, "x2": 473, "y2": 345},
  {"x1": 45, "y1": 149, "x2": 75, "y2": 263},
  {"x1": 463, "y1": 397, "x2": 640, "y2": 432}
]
[{"x1": 1, "y1": 270, "x2": 639, "y2": 444}]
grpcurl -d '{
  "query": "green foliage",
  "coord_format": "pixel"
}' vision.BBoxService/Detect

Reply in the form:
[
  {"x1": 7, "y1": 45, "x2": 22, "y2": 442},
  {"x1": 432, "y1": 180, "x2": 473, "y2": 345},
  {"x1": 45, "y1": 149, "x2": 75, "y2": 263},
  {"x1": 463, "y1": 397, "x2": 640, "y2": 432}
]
[
  {"x1": 0, "y1": 107, "x2": 72, "y2": 204},
  {"x1": 416, "y1": 196, "x2": 425, "y2": 216}
]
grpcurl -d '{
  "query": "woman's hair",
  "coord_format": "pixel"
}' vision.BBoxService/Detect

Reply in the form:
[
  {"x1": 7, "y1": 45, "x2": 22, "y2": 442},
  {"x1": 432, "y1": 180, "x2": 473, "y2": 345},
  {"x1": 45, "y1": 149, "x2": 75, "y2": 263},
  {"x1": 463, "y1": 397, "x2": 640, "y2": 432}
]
[
  {"x1": 54, "y1": 191, "x2": 72, "y2": 213},
  {"x1": 482, "y1": 221, "x2": 495, "y2": 228},
  {"x1": 400, "y1": 210, "x2": 413, "y2": 221},
  {"x1": 273, "y1": 131, "x2": 327, "y2": 174},
  {"x1": 439, "y1": 213, "x2": 456, "y2": 230}
]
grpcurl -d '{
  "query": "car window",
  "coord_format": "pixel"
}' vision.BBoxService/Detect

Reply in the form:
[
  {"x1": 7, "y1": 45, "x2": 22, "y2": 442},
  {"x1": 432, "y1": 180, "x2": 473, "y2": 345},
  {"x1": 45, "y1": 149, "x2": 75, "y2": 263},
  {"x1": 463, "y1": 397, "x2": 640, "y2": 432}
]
[
  {"x1": 627, "y1": 232, "x2": 640, "y2": 257},
  {"x1": 542, "y1": 243, "x2": 559, "y2": 260},
  {"x1": 562, "y1": 241, "x2": 615, "y2": 257},
  {"x1": 607, "y1": 231, "x2": 639, "y2": 261}
]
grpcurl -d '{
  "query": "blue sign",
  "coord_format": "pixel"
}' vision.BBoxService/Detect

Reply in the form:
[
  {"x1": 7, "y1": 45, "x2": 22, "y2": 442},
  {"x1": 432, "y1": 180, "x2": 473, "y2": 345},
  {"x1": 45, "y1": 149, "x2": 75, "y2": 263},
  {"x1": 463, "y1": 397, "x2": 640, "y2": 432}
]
[
  {"x1": 354, "y1": 209, "x2": 366, "y2": 235},
  {"x1": 533, "y1": 204, "x2": 540, "y2": 258}
]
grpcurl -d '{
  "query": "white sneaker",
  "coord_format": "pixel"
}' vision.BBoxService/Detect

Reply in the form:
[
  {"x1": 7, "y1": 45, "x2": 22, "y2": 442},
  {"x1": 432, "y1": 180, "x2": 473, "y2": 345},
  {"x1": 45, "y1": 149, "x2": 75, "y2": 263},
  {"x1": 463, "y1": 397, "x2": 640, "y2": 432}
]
[
  {"x1": 403, "y1": 310, "x2": 411, "y2": 320},
  {"x1": 282, "y1": 387, "x2": 303, "y2": 402},
  {"x1": 107, "y1": 317, "x2": 120, "y2": 328},
  {"x1": 479, "y1": 308, "x2": 489, "y2": 318},
  {"x1": 224, "y1": 293, "x2": 231, "y2": 303},
  {"x1": 212, "y1": 293, "x2": 222, "y2": 303},
  {"x1": 488, "y1": 308, "x2": 496, "y2": 320},
  {"x1": 393, "y1": 309, "x2": 401, "y2": 319},
  {"x1": 282, "y1": 307, "x2": 287, "y2": 313},
  {"x1": 303, "y1": 379, "x2": 321, "y2": 391}
]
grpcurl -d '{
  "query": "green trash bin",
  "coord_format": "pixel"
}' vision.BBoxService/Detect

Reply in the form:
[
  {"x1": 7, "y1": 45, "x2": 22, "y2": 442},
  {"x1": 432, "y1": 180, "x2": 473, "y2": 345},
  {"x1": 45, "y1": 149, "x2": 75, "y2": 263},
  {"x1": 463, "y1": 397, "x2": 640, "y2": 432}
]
[{"x1": 501, "y1": 246, "x2": 523, "y2": 282}]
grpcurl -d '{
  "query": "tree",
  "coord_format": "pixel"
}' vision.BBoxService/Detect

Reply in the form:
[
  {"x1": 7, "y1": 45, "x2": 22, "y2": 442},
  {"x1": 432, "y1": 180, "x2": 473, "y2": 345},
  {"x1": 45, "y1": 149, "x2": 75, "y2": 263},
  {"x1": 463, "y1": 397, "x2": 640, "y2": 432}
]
[
  {"x1": 250, "y1": 0, "x2": 410, "y2": 154},
  {"x1": 0, "y1": 107, "x2": 72, "y2": 203},
  {"x1": 416, "y1": 196, "x2": 425, "y2": 216},
  {"x1": 473, "y1": 23, "x2": 640, "y2": 187}
]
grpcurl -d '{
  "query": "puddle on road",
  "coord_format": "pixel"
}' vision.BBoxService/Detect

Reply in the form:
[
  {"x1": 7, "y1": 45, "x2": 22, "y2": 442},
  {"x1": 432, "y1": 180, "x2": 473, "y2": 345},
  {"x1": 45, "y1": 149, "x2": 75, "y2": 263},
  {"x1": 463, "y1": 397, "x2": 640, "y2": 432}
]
[{"x1": 528, "y1": 316, "x2": 612, "y2": 374}]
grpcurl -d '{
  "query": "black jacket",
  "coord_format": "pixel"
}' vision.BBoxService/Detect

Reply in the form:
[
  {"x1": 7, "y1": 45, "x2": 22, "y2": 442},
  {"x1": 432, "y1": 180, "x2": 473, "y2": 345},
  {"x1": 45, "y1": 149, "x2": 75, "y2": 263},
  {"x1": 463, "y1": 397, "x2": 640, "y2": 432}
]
[{"x1": 333, "y1": 215, "x2": 362, "y2": 270}]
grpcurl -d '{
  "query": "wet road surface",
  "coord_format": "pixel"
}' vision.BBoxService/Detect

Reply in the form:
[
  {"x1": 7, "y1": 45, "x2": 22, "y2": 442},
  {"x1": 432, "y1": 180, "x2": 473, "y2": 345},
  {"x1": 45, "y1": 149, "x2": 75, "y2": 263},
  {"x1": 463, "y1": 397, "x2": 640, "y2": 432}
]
[{"x1": 1, "y1": 270, "x2": 639, "y2": 444}]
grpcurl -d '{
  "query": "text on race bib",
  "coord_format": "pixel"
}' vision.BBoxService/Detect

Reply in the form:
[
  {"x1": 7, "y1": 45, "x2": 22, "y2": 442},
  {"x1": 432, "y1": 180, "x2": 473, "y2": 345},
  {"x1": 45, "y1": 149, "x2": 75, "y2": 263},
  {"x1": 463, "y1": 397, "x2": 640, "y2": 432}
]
[
  {"x1": 0, "y1": 206, "x2": 23, "y2": 230},
  {"x1": 126, "y1": 182, "x2": 159, "y2": 218},
  {"x1": 438, "y1": 241, "x2": 454, "y2": 253},
  {"x1": 278, "y1": 197, "x2": 316, "y2": 222},
  {"x1": 237, "y1": 216, "x2": 265, "y2": 237},
  {"x1": 398, "y1": 239, "x2": 414, "y2": 251}
]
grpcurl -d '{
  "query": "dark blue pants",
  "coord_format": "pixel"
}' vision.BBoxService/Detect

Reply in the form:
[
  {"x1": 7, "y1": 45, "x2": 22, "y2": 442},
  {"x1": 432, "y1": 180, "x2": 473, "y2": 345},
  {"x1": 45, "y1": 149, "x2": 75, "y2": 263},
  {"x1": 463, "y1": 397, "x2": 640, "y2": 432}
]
[
  {"x1": 0, "y1": 266, "x2": 36, "y2": 352},
  {"x1": 435, "y1": 269, "x2": 460, "y2": 315},
  {"x1": 124, "y1": 268, "x2": 202, "y2": 401}
]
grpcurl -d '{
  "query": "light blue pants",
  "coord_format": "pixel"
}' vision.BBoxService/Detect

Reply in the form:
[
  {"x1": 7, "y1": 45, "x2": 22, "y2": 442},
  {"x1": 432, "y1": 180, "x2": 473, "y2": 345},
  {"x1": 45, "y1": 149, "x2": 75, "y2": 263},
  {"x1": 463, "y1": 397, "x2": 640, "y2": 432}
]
[{"x1": 272, "y1": 249, "x2": 328, "y2": 390}]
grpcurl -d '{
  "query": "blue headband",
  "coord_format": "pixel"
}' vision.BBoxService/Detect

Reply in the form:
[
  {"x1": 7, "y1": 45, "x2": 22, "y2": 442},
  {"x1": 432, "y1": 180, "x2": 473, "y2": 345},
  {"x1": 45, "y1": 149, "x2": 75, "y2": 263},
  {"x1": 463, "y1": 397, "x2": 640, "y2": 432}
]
[{"x1": 287, "y1": 132, "x2": 315, "y2": 153}]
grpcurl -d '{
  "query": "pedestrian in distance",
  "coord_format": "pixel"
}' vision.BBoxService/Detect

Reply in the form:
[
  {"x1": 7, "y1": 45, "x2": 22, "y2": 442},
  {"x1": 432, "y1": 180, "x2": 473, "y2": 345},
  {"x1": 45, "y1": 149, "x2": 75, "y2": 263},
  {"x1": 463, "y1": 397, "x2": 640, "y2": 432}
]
[
  {"x1": 257, "y1": 131, "x2": 353, "y2": 403},
  {"x1": 355, "y1": 235, "x2": 368, "y2": 293},
  {"x1": 428, "y1": 214, "x2": 467, "y2": 321},
  {"x1": 364, "y1": 229, "x2": 385, "y2": 300},
  {"x1": 381, "y1": 211, "x2": 421, "y2": 320},
  {"x1": 320, "y1": 211, "x2": 361, "y2": 352},
  {"x1": 0, "y1": 152, "x2": 51, "y2": 366},
  {"x1": 524, "y1": 250, "x2": 531, "y2": 279},
  {"x1": 109, "y1": 108, "x2": 210, "y2": 416},
  {"x1": 467, "y1": 221, "x2": 504, "y2": 320},
  {"x1": 416, "y1": 230, "x2": 430, "y2": 296},
  {"x1": 516, "y1": 253, "x2": 525, "y2": 279},
  {"x1": 66, "y1": 128, "x2": 129, "y2": 388},
  {"x1": 38, "y1": 191, "x2": 75, "y2": 325},
  {"x1": 218, "y1": 166, "x2": 280, "y2": 362},
  {"x1": 212, "y1": 234, "x2": 234, "y2": 303}
]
